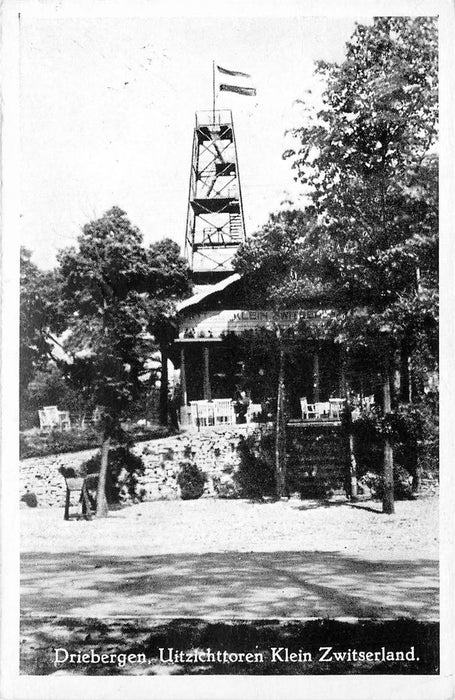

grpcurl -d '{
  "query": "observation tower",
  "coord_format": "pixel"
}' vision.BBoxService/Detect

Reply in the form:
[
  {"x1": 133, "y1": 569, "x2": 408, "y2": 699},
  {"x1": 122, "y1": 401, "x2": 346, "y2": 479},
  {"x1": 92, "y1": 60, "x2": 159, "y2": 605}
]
[{"x1": 184, "y1": 109, "x2": 247, "y2": 284}]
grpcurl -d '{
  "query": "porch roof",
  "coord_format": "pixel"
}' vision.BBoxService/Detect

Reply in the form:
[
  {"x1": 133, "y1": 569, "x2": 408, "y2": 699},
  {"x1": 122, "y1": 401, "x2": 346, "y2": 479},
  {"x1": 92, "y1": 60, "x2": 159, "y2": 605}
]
[{"x1": 177, "y1": 273, "x2": 241, "y2": 313}]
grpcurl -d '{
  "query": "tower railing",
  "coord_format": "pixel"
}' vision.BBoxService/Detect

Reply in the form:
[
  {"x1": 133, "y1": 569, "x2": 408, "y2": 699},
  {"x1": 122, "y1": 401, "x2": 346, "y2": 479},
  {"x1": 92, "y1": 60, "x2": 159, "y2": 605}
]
[{"x1": 196, "y1": 109, "x2": 233, "y2": 128}]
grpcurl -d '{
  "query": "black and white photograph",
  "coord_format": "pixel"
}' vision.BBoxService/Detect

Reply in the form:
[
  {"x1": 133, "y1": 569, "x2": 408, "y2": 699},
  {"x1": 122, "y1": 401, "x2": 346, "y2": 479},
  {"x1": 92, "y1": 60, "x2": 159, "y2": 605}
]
[{"x1": 1, "y1": 1, "x2": 453, "y2": 698}]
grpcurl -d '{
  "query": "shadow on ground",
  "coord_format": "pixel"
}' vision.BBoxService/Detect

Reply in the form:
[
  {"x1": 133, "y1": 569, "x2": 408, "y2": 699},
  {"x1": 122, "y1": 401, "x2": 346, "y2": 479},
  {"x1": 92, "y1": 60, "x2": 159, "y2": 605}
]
[
  {"x1": 21, "y1": 549, "x2": 438, "y2": 620},
  {"x1": 20, "y1": 616, "x2": 439, "y2": 676}
]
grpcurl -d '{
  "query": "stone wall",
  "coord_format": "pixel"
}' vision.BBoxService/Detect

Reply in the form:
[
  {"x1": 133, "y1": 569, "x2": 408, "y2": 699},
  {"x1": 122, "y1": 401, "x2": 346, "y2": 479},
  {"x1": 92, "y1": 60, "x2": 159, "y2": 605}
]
[
  {"x1": 20, "y1": 447, "x2": 99, "y2": 509},
  {"x1": 20, "y1": 427, "x2": 252, "y2": 508}
]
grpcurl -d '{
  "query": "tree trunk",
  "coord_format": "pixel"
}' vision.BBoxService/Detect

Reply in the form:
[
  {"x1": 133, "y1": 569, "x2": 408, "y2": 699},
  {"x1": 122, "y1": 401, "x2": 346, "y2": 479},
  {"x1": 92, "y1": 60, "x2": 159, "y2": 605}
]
[
  {"x1": 159, "y1": 335, "x2": 169, "y2": 426},
  {"x1": 345, "y1": 394, "x2": 358, "y2": 500},
  {"x1": 95, "y1": 433, "x2": 111, "y2": 518},
  {"x1": 275, "y1": 344, "x2": 287, "y2": 498},
  {"x1": 349, "y1": 433, "x2": 358, "y2": 500},
  {"x1": 382, "y1": 363, "x2": 395, "y2": 514},
  {"x1": 411, "y1": 443, "x2": 420, "y2": 494}
]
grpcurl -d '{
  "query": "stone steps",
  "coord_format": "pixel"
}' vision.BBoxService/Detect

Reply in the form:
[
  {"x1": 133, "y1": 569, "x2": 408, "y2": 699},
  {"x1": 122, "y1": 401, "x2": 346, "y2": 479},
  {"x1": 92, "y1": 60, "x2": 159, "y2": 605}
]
[{"x1": 287, "y1": 424, "x2": 348, "y2": 496}]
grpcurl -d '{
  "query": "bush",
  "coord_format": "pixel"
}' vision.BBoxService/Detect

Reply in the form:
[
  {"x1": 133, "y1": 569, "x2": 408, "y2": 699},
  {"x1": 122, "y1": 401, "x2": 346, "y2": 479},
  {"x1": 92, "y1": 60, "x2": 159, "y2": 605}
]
[
  {"x1": 212, "y1": 473, "x2": 239, "y2": 499},
  {"x1": 351, "y1": 397, "x2": 439, "y2": 493},
  {"x1": 177, "y1": 462, "x2": 207, "y2": 500},
  {"x1": 80, "y1": 446, "x2": 145, "y2": 504},
  {"x1": 20, "y1": 492, "x2": 38, "y2": 508},
  {"x1": 234, "y1": 431, "x2": 276, "y2": 499},
  {"x1": 358, "y1": 464, "x2": 414, "y2": 501},
  {"x1": 19, "y1": 424, "x2": 175, "y2": 459},
  {"x1": 20, "y1": 428, "x2": 101, "y2": 459}
]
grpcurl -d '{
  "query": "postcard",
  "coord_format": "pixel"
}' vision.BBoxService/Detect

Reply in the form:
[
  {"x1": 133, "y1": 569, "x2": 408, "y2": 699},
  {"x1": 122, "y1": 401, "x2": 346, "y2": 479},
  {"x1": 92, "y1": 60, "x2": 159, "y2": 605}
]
[{"x1": 1, "y1": 0, "x2": 454, "y2": 698}]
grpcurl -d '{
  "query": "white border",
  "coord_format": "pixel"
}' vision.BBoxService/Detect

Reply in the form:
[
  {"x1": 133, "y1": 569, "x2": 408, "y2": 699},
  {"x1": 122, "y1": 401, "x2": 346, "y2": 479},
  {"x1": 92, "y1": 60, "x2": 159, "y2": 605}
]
[{"x1": 2, "y1": 1, "x2": 454, "y2": 699}]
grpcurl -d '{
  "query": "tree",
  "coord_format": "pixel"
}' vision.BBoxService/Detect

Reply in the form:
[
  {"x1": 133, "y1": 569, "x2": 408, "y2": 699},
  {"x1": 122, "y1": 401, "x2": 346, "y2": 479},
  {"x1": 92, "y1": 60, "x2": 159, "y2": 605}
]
[
  {"x1": 283, "y1": 16, "x2": 438, "y2": 342},
  {"x1": 20, "y1": 248, "x2": 65, "y2": 403},
  {"x1": 237, "y1": 19, "x2": 438, "y2": 511},
  {"x1": 235, "y1": 210, "x2": 319, "y2": 498},
  {"x1": 21, "y1": 364, "x2": 93, "y2": 429},
  {"x1": 56, "y1": 206, "x2": 190, "y2": 517},
  {"x1": 283, "y1": 17, "x2": 438, "y2": 514}
]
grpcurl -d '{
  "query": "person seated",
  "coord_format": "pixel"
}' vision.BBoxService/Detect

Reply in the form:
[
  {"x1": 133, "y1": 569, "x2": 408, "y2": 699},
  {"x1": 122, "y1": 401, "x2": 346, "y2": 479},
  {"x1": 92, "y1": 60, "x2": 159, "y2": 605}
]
[{"x1": 234, "y1": 389, "x2": 250, "y2": 424}]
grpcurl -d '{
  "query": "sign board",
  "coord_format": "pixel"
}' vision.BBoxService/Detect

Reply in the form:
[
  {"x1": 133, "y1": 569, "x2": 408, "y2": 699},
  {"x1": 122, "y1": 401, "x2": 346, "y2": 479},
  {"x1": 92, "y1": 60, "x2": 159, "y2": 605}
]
[{"x1": 178, "y1": 308, "x2": 329, "y2": 339}]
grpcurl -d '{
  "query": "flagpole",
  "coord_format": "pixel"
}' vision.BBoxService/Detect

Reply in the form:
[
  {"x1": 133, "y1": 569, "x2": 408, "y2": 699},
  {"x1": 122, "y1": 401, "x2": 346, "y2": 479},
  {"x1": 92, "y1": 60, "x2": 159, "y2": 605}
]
[{"x1": 212, "y1": 59, "x2": 215, "y2": 125}]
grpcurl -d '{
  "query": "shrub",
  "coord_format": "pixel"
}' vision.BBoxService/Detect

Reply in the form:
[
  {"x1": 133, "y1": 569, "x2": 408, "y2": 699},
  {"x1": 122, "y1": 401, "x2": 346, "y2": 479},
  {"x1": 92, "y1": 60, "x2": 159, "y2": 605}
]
[
  {"x1": 20, "y1": 492, "x2": 38, "y2": 508},
  {"x1": 20, "y1": 428, "x2": 101, "y2": 459},
  {"x1": 351, "y1": 397, "x2": 439, "y2": 494},
  {"x1": 358, "y1": 464, "x2": 414, "y2": 501},
  {"x1": 19, "y1": 424, "x2": 174, "y2": 459},
  {"x1": 234, "y1": 431, "x2": 276, "y2": 499},
  {"x1": 80, "y1": 446, "x2": 145, "y2": 504},
  {"x1": 177, "y1": 462, "x2": 207, "y2": 500},
  {"x1": 212, "y1": 473, "x2": 239, "y2": 499}
]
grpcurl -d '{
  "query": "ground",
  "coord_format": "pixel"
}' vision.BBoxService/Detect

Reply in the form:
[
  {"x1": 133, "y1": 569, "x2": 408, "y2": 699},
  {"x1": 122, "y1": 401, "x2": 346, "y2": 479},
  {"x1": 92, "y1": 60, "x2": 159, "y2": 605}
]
[
  {"x1": 20, "y1": 495, "x2": 439, "y2": 675},
  {"x1": 21, "y1": 495, "x2": 438, "y2": 620}
]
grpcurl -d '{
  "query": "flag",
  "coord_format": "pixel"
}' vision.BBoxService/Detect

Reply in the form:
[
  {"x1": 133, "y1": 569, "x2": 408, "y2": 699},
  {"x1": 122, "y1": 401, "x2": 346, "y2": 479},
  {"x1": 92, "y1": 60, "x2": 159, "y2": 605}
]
[
  {"x1": 217, "y1": 65, "x2": 251, "y2": 79},
  {"x1": 220, "y1": 84, "x2": 256, "y2": 96},
  {"x1": 216, "y1": 64, "x2": 256, "y2": 96}
]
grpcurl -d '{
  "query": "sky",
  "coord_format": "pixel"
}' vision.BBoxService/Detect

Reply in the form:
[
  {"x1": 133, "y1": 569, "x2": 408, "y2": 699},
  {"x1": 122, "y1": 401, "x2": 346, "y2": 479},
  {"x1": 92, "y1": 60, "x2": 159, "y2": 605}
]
[{"x1": 19, "y1": 14, "x2": 369, "y2": 269}]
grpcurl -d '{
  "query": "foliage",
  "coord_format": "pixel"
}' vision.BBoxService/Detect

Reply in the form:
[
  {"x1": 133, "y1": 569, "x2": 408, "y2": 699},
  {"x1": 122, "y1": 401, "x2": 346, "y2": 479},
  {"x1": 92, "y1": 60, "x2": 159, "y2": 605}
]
[
  {"x1": 20, "y1": 492, "x2": 38, "y2": 508},
  {"x1": 234, "y1": 432, "x2": 276, "y2": 499},
  {"x1": 358, "y1": 465, "x2": 414, "y2": 501},
  {"x1": 20, "y1": 248, "x2": 65, "y2": 399},
  {"x1": 19, "y1": 424, "x2": 173, "y2": 459},
  {"x1": 56, "y1": 207, "x2": 190, "y2": 423},
  {"x1": 233, "y1": 19, "x2": 438, "y2": 509},
  {"x1": 211, "y1": 472, "x2": 239, "y2": 499},
  {"x1": 20, "y1": 427, "x2": 101, "y2": 459},
  {"x1": 80, "y1": 446, "x2": 146, "y2": 504},
  {"x1": 350, "y1": 395, "x2": 438, "y2": 488},
  {"x1": 236, "y1": 18, "x2": 438, "y2": 363},
  {"x1": 54, "y1": 206, "x2": 190, "y2": 516},
  {"x1": 234, "y1": 210, "x2": 321, "y2": 308},
  {"x1": 177, "y1": 462, "x2": 207, "y2": 500},
  {"x1": 281, "y1": 17, "x2": 438, "y2": 355},
  {"x1": 20, "y1": 363, "x2": 94, "y2": 430}
]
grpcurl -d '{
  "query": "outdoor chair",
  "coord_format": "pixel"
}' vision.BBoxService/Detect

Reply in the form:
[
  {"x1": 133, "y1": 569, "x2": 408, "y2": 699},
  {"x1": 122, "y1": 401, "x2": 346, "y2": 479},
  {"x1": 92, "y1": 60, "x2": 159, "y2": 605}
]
[
  {"x1": 329, "y1": 398, "x2": 346, "y2": 419},
  {"x1": 58, "y1": 410, "x2": 71, "y2": 431},
  {"x1": 246, "y1": 403, "x2": 262, "y2": 424},
  {"x1": 38, "y1": 409, "x2": 54, "y2": 432},
  {"x1": 39, "y1": 406, "x2": 71, "y2": 432},
  {"x1": 300, "y1": 397, "x2": 319, "y2": 420},
  {"x1": 213, "y1": 398, "x2": 235, "y2": 425},
  {"x1": 315, "y1": 401, "x2": 331, "y2": 418},
  {"x1": 43, "y1": 405, "x2": 60, "y2": 427}
]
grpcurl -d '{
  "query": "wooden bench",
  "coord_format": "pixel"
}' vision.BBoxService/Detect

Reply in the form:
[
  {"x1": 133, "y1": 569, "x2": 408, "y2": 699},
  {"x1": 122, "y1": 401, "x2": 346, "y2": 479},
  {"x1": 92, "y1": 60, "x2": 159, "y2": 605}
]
[{"x1": 64, "y1": 475, "x2": 98, "y2": 520}]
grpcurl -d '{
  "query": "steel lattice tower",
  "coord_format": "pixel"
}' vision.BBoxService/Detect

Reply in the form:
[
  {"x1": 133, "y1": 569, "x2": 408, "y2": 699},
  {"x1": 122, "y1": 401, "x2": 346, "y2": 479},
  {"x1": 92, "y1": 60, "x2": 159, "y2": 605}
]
[{"x1": 184, "y1": 110, "x2": 246, "y2": 283}]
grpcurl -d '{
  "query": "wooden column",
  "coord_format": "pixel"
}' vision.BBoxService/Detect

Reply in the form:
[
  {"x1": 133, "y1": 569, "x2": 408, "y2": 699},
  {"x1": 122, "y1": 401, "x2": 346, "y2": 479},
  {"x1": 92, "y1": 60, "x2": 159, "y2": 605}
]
[
  {"x1": 203, "y1": 346, "x2": 211, "y2": 400},
  {"x1": 275, "y1": 343, "x2": 287, "y2": 498},
  {"x1": 180, "y1": 347, "x2": 188, "y2": 406},
  {"x1": 339, "y1": 346, "x2": 347, "y2": 397},
  {"x1": 312, "y1": 352, "x2": 320, "y2": 403}
]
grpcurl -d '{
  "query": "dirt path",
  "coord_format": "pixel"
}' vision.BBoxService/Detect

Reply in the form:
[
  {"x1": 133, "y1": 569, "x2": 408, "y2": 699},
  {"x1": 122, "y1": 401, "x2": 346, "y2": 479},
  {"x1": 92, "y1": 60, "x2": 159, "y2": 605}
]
[{"x1": 21, "y1": 497, "x2": 438, "y2": 620}]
